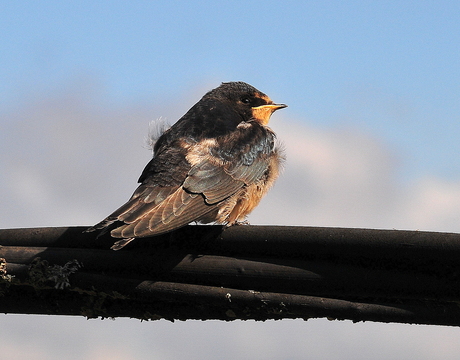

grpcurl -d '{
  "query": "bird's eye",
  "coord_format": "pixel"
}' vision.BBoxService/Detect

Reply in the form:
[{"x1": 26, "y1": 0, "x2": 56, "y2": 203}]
[{"x1": 241, "y1": 97, "x2": 251, "y2": 105}]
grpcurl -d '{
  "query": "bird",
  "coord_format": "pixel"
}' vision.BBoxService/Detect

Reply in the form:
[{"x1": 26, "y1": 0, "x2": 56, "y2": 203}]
[{"x1": 86, "y1": 81, "x2": 287, "y2": 250}]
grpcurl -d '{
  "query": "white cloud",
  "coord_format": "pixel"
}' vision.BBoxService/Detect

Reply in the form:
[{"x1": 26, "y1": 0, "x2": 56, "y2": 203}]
[
  {"x1": 396, "y1": 177, "x2": 460, "y2": 232},
  {"x1": 251, "y1": 119, "x2": 460, "y2": 233}
]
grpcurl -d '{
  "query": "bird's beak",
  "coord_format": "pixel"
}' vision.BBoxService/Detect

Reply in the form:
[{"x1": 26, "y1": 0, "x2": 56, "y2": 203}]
[{"x1": 251, "y1": 103, "x2": 287, "y2": 125}]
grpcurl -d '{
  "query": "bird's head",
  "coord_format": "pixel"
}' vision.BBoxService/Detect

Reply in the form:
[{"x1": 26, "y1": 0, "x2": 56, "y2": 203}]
[{"x1": 205, "y1": 82, "x2": 287, "y2": 125}]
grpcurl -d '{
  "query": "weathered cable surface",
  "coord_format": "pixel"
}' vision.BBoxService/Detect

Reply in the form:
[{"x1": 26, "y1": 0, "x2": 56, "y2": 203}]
[{"x1": 1, "y1": 225, "x2": 460, "y2": 325}]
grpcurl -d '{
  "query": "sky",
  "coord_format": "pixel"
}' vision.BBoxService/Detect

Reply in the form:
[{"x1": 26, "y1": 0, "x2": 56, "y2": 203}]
[{"x1": 2, "y1": 1, "x2": 460, "y2": 359}]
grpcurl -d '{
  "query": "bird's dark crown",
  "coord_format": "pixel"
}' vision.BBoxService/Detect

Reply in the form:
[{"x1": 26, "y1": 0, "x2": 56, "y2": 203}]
[{"x1": 203, "y1": 82, "x2": 273, "y2": 115}]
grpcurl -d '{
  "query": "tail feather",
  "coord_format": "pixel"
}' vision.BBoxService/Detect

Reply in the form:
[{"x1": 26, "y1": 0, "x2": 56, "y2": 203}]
[{"x1": 110, "y1": 237, "x2": 135, "y2": 251}]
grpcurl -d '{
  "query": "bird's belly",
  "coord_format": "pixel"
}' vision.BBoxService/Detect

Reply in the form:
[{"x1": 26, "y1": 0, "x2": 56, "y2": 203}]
[{"x1": 227, "y1": 183, "x2": 267, "y2": 223}]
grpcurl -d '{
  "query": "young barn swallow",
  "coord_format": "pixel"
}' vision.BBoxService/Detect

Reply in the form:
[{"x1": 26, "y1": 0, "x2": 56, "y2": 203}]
[{"x1": 87, "y1": 81, "x2": 287, "y2": 250}]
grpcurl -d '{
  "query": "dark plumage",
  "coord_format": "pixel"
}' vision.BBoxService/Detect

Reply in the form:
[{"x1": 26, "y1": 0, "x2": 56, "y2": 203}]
[{"x1": 86, "y1": 81, "x2": 287, "y2": 249}]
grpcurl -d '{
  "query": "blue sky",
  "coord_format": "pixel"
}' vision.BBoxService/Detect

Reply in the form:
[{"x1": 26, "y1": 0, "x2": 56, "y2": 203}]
[{"x1": 2, "y1": 2, "x2": 460, "y2": 359}]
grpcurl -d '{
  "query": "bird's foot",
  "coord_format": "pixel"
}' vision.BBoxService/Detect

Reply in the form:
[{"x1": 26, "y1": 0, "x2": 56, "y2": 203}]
[{"x1": 227, "y1": 219, "x2": 250, "y2": 227}]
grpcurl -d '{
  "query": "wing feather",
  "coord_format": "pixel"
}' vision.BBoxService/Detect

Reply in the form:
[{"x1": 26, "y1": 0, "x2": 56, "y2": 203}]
[
  {"x1": 118, "y1": 186, "x2": 178, "y2": 223},
  {"x1": 111, "y1": 189, "x2": 212, "y2": 238},
  {"x1": 183, "y1": 164, "x2": 244, "y2": 204}
]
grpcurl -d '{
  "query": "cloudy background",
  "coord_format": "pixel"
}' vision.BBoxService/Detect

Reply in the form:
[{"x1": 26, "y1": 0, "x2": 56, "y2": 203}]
[{"x1": 2, "y1": 1, "x2": 460, "y2": 359}]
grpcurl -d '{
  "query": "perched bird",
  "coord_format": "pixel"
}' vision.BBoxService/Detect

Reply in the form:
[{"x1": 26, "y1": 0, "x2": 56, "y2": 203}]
[{"x1": 87, "y1": 81, "x2": 287, "y2": 250}]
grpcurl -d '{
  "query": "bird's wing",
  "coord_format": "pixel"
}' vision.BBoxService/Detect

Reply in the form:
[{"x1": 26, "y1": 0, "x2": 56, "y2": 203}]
[{"x1": 182, "y1": 122, "x2": 276, "y2": 202}]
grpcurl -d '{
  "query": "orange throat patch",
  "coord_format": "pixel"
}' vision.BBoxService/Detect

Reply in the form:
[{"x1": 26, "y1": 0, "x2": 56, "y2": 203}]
[{"x1": 251, "y1": 103, "x2": 287, "y2": 125}]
